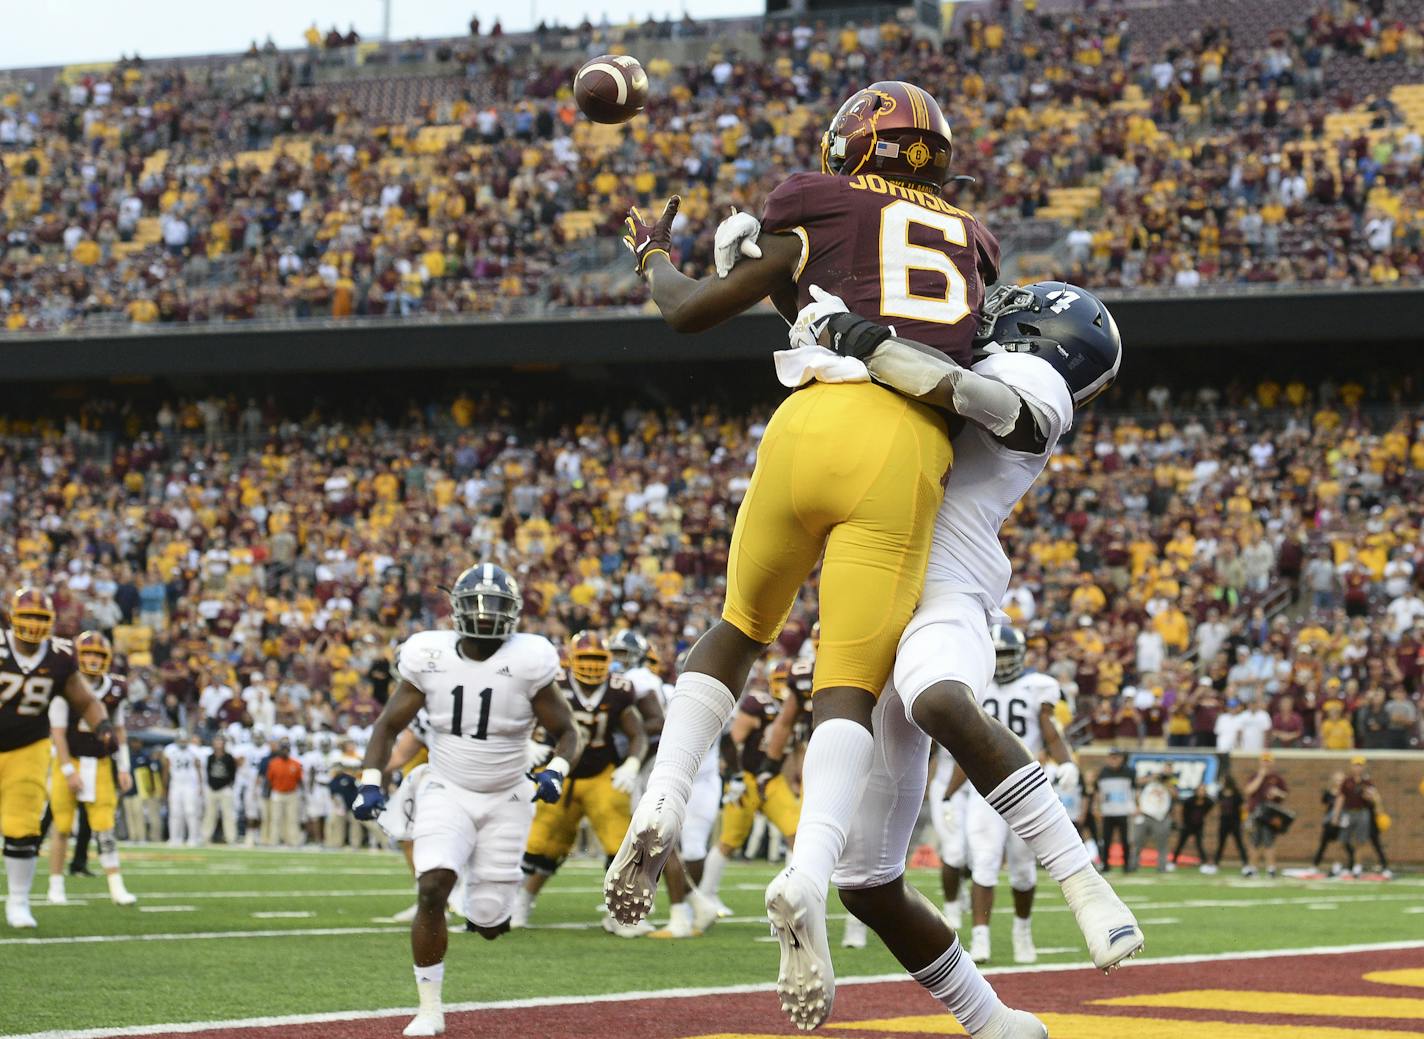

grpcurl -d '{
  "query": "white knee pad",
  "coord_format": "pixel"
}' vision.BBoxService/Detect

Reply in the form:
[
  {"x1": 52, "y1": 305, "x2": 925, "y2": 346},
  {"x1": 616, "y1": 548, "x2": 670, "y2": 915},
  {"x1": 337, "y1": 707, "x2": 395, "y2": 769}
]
[
  {"x1": 969, "y1": 846, "x2": 1003, "y2": 889},
  {"x1": 465, "y1": 878, "x2": 520, "y2": 928},
  {"x1": 97, "y1": 831, "x2": 120, "y2": 871}
]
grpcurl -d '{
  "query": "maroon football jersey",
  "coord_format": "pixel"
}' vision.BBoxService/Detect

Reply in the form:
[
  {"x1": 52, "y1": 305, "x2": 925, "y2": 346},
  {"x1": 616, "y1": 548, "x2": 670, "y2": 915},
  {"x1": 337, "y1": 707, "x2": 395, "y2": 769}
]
[
  {"x1": 563, "y1": 674, "x2": 638, "y2": 779},
  {"x1": 761, "y1": 171, "x2": 1001, "y2": 367},
  {"x1": 67, "y1": 673, "x2": 126, "y2": 759},
  {"x1": 0, "y1": 632, "x2": 77, "y2": 752},
  {"x1": 736, "y1": 689, "x2": 779, "y2": 775}
]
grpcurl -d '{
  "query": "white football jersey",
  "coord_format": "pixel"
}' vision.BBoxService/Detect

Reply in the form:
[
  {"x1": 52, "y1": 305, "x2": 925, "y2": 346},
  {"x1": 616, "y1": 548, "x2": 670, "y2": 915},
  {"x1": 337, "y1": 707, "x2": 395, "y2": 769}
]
[
  {"x1": 395, "y1": 630, "x2": 558, "y2": 793},
  {"x1": 299, "y1": 749, "x2": 330, "y2": 791},
  {"x1": 979, "y1": 671, "x2": 1062, "y2": 757},
  {"x1": 162, "y1": 742, "x2": 208, "y2": 788},
  {"x1": 925, "y1": 353, "x2": 1074, "y2": 609},
  {"x1": 622, "y1": 665, "x2": 662, "y2": 705}
]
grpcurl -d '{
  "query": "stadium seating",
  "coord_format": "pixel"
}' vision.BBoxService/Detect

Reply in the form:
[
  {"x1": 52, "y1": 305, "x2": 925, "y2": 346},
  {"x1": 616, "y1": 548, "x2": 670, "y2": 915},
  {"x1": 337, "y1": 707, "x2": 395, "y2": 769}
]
[
  {"x1": 1, "y1": 374, "x2": 1418, "y2": 754},
  {"x1": 2, "y1": 1, "x2": 1424, "y2": 332}
]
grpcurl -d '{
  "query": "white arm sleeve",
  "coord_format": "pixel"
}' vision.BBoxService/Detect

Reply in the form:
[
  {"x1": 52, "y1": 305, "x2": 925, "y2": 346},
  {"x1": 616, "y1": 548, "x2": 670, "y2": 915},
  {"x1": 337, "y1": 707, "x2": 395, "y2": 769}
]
[
  {"x1": 865, "y1": 339, "x2": 1024, "y2": 436},
  {"x1": 49, "y1": 695, "x2": 70, "y2": 727}
]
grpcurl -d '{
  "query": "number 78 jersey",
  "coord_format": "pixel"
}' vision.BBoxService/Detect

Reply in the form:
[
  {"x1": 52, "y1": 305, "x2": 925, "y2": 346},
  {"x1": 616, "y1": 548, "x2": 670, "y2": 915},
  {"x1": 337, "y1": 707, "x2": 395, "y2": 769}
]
[
  {"x1": 980, "y1": 671, "x2": 1062, "y2": 757},
  {"x1": 394, "y1": 630, "x2": 559, "y2": 792},
  {"x1": 760, "y1": 171, "x2": 1000, "y2": 366}
]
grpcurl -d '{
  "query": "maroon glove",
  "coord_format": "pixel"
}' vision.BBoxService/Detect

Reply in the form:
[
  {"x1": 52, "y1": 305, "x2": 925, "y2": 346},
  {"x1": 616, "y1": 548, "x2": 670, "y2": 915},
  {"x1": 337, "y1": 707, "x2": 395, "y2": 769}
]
[{"x1": 622, "y1": 196, "x2": 680, "y2": 276}]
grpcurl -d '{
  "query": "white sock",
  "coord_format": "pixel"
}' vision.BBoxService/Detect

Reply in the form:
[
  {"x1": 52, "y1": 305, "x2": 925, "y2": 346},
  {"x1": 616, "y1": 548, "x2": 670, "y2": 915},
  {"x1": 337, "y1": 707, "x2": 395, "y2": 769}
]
[
  {"x1": 668, "y1": 902, "x2": 693, "y2": 932},
  {"x1": 986, "y1": 763, "x2": 1091, "y2": 883},
  {"x1": 972, "y1": 924, "x2": 990, "y2": 947},
  {"x1": 789, "y1": 719, "x2": 874, "y2": 891},
  {"x1": 702, "y1": 847, "x2": 728, "y2": 899},
  {"x1": 911, "y1": 937, "x2": 1004, "y2": 1034},
  {"x1": 5, "y1": 854, "x2": 37, "y2": 905},
  {"x1": 643, "y1": 672, "x2": 736, "y2": 808},
  {"x1": 413, "y1": 962, "x2": 444, "y2": 1011},
  {"x1": 108, "y1": 873, "x2": 130, "y2": 897},
  {"x1": 1013, "y1": 915, "x2": 1032, "y2": 935}
]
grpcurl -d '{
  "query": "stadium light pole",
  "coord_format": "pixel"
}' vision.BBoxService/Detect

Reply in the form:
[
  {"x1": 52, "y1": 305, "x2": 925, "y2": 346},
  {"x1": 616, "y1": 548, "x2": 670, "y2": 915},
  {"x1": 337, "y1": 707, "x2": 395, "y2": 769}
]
[{"x1": 382, "y1": 0, "x2": 392, "y2": 42}]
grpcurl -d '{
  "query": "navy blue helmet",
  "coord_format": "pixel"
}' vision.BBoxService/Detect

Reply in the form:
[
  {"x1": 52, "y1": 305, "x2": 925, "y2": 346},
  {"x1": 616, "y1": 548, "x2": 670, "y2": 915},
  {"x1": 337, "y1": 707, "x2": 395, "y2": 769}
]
[
  {"x1": 609, "y1": 629, "x2": 650, "y2": 671},
  {"x1": 975, "y1": 282, "x2": 1122, "y2": 407},
  {"x1": 990, "y1": 623, "x2": 1027, "y2": 684},
  {"x1": 449, "y1": 563, "x2": 522, "y2": 640}
]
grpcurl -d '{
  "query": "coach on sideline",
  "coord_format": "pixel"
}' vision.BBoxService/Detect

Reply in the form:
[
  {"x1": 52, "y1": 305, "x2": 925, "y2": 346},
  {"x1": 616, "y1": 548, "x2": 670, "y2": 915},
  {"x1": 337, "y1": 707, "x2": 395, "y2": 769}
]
[{"x1": 265, "y1": 740, "x2": 304, "y2": 847}]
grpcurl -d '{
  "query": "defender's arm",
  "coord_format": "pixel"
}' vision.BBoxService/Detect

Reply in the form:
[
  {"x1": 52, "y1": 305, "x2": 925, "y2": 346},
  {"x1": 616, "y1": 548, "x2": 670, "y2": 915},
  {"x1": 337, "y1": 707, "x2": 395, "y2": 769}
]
[
  {"x1": 532, "y1": 682, "x2": 584, "y2": 773},
  {"x1": 823, "y1": 311, "x2": 1040, "y2": 447}
]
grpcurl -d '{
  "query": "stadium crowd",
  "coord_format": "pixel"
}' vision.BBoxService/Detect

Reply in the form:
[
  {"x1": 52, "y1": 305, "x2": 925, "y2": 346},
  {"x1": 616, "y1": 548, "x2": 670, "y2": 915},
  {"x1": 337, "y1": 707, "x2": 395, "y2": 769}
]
[
  {"x1": 3, "y1": 1, "x2": 1424, "y2": 330},
  {"x1": 3, "y1": 372, "x2": 1423, "y2": 770}
]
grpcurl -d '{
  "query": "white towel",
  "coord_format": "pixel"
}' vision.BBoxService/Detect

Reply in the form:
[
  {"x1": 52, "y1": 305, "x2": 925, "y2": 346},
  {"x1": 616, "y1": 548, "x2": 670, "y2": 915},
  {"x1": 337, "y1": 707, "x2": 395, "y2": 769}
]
[
  {"x1": 772, "y1": 344, "x2": 870, "y2": 389},
  {"x1": 78, "y1": 756, "x2": 99, "y2": 803}
]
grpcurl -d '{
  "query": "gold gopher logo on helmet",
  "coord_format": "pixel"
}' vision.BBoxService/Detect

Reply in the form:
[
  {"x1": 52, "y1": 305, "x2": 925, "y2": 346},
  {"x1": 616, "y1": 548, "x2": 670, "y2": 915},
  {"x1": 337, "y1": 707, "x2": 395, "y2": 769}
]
[
  {"x1": 904, "y1": 140, "x2": 932, "y2": 170},
  {"x1": 846, "y1": 90, "x2": 897, "y2": 124}
]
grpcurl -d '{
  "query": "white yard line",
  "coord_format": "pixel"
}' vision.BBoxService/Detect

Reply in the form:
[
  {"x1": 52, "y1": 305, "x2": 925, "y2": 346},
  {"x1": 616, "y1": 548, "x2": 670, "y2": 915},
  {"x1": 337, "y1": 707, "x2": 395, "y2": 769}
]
[
  {"x1": 9, "y1": 940, "x2": 1424, "y2": 1039},
  {"x1": 63, "y1": 888, "x2": 415, "y2": 902},
  {"x1": 0, "y1": 926, "x2": 405, "y2": 947}
]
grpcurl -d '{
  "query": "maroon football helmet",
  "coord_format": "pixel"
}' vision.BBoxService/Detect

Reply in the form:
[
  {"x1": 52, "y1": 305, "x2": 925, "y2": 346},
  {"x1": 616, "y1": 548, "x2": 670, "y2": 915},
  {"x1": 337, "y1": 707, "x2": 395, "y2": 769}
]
[
  {"x1": 76, "y1": 630, "x2": 113, "y2": 677},
  {"x1": 10, "y1": 587, "x2": 55, "y2": 644},
  {"x1": 820, "y1": 81, "x2": 953, "y2": 187}
]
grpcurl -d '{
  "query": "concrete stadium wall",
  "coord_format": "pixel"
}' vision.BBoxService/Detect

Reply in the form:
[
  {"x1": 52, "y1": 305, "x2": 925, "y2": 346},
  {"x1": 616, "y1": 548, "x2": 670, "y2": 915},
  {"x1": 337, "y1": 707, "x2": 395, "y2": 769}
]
[
  {"x1": 5, "y1": 286, "x2": 1421, "y2": 381},
  {"x1": 1078, "y1": 747, "x2": 1424, "y2": 866}
]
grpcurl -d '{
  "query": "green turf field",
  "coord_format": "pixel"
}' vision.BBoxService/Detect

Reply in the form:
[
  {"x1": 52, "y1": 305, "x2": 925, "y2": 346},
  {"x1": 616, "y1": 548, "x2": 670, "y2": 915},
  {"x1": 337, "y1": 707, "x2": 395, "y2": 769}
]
[{"x1": 6, "y1": 845, "x2": 1421, "y2": 1036}]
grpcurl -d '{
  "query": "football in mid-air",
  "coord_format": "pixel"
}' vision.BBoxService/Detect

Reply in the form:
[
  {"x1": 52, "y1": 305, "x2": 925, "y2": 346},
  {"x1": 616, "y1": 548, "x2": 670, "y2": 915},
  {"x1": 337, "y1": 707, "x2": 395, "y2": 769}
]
[{"x1": 574, "y1": 54, "x2": 648, "y2": 124}]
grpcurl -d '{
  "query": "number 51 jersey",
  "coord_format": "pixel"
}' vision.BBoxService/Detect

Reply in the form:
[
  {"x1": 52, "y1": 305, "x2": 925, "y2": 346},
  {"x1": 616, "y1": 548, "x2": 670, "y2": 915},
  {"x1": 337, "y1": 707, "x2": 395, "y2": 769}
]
[{"x1": 394, "y1": 630, "x2": 559, "y2": 793}]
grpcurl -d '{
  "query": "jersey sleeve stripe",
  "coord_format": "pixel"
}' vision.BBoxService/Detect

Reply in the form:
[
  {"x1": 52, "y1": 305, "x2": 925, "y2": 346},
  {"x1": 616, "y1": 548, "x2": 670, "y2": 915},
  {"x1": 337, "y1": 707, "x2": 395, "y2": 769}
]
[{"x1": 790, "y1": 225, "x2": 810, "y2": 281}]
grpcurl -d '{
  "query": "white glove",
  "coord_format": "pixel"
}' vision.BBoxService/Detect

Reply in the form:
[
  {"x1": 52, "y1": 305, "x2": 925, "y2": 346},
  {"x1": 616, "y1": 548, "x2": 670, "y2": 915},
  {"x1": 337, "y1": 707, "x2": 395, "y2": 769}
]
[
  {"x1": 714, "y1": 207, "x2": 762, "y2": 278},
  {"x1": 723, "y1": 775, "x2": 747, "y2": 806},
  {"x1": 941, "y1": 796, "x2": 961, "y2": 835},
  {"x1": 1054, "y1": 761, "x2": 1080, "y2": 793},
  {"x1": 787, "y1": 284, "x2": 850, "y2": 350},
  {"x1": 611, "y1": 757, "x2": 642, "y2": 794},
  {"x1": 526, "y1": 740, "x2": 554, "y2": 770}
]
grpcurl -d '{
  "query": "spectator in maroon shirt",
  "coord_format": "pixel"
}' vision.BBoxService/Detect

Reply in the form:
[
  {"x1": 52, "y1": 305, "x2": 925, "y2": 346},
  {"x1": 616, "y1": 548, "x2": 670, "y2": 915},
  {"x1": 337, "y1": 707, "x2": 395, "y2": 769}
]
[
  {"x1": 215, "y1": 691, "x2": 252, "y2": 728},
  {"x1": 1191, "y1": 678, "x2": 1223, "y2": 748},
  {"x1": 1271, "y1": 695, "x2": 1305, "y2": 748}
]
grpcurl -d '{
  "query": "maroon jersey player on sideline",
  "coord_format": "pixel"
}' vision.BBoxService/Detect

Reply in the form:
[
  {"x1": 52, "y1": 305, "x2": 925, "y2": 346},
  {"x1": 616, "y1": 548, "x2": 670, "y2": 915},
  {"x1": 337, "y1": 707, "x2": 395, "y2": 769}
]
[
  {"x1": 607, "y1": 81, "x2": 1046, "y2": 1037},
  {"x1": 1, "y1": 589, "x2": 112, "y2": 929}
]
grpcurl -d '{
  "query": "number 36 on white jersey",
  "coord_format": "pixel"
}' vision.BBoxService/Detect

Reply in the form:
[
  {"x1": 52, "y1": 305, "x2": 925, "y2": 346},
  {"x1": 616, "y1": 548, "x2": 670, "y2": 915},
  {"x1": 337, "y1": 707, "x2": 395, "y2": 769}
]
[{"x1": 395, "y1": 630, "x2": 559, "y2": 793}]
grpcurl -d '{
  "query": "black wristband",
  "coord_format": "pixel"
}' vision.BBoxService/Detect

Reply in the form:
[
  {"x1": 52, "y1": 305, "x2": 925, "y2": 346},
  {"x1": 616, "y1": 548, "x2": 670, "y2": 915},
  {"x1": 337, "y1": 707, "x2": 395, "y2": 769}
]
[{"x1": 825, "y1": 312, "x2": 892, "y2": 360}]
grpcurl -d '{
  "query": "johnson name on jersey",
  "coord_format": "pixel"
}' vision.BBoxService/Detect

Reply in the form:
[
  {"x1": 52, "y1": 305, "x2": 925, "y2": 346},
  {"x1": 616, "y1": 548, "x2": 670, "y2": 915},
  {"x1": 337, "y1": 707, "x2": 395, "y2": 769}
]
[
  {"x1": 395, "y1": 630, "x2": 559, "y2": 793},
  {"x1": 760, "y1": 171, "x2": 1000, "y2": 367},
  {"x1": 0, "y1": 631, "x2": 77, "y2": 752},
  {"x1": 979, "y1": 670, "x2": 1062, "y2": 756}
]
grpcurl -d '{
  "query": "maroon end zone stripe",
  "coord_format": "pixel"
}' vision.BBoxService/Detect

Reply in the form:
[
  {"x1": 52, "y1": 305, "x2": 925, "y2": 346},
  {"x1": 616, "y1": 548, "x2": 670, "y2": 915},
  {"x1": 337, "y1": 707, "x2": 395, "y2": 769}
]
[{"x1": 140, "y1": 948, "x2": 1424, "y2": 1039}]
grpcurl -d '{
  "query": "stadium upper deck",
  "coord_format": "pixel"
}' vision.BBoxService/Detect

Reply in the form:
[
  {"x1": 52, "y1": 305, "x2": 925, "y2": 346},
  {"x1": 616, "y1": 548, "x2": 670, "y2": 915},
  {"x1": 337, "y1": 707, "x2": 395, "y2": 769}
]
[{"x1": 2, "y1": 0, "x2": 1423, "y2": 335}]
